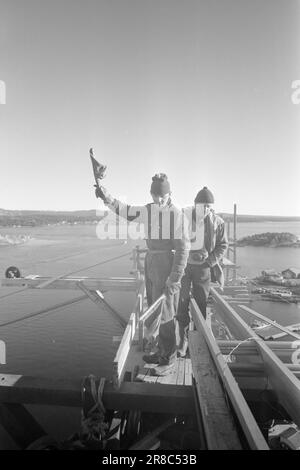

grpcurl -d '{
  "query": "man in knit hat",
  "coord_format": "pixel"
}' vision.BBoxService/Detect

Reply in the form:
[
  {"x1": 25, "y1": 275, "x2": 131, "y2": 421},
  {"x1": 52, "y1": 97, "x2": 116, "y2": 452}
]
[
  {"x1": 95, "y1": 174, "x2": 190, "y2": 369},
  {"x1": 176, "y1": 187, "x2": 228, "y2": 356}
]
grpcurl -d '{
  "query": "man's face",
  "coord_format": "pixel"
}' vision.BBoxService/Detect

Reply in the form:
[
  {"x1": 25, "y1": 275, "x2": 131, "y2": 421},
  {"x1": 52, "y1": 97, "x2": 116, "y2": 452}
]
[
  {"x1": 151, "y1": 192, "x2": 170, "y2": 207},
  {"x1": 195, "y1": 203, "x2": 211, "y2": 217}
]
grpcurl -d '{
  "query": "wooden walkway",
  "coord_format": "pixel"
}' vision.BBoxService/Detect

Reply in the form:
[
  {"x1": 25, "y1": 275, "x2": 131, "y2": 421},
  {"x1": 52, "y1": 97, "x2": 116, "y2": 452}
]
[
  {"x1": 2, "y1": 247, "x2": 300, "y2": 450},
  {"x1": 136, "y1": 357, "x2": 192, "y2": 386}
]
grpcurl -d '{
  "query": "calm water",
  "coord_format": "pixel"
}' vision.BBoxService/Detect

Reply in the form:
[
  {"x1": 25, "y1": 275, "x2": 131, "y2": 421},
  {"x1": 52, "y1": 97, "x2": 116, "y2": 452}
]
[{"x1": 0, "y1": 221, "x2": 300, "y2": 447}]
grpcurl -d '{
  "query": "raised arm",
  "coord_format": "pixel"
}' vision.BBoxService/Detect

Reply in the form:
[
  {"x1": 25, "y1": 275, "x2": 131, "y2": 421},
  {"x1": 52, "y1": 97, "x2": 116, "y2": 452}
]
[{"x1": 95, "y1": 186, "x2": 147, "y2": 223}]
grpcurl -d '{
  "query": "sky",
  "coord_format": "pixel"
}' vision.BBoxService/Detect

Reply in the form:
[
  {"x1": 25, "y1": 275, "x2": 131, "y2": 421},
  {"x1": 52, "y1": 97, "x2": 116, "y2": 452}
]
[{"x1": 0, "y1": 0, "x2": 299, "y2": 216}]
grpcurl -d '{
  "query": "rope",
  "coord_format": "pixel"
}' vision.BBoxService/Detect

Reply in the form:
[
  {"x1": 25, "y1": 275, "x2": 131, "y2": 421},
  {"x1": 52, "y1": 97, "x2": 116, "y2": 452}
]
[
  {"x1": 224, "y1": 337, "x2": 257, "y2": 363},
  {"x1": 80, "y1": 375, "x2": 109, "y2": 446}
]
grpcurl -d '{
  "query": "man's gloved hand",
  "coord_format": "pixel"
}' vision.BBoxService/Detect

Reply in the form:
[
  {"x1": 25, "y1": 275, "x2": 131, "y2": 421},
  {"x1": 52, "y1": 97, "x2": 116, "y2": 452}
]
[
  {"x1": 164, "y1": 277, "x2": 181, "y2": 296},
  {"x1": 95, "y1": 185, "x2": 111, "y2": 203}
]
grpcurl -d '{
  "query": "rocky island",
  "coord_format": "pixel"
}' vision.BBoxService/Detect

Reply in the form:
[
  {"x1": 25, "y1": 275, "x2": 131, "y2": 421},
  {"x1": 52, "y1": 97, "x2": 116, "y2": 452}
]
[{"x1": 237, "y1": 232, "x2": 300, "y2": 248}]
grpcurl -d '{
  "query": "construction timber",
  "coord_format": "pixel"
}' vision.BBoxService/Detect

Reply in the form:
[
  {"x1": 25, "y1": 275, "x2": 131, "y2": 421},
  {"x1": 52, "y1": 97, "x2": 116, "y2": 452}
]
[{"x1": 1, "y1": 232, "x2": 300, "y2": 449}]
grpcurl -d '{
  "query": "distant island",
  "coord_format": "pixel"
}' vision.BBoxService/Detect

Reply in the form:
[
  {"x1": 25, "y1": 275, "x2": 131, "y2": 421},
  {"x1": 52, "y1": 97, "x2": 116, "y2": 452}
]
[
  {"x1": 237, "y1": 232, "x2": 300, "y2": 248},
  {"x1": 0, "y1": 208, "x2": 300, "y2": 227},
  {"x1": 0, "y1": 209, "x2": 103, "y2": 227}
]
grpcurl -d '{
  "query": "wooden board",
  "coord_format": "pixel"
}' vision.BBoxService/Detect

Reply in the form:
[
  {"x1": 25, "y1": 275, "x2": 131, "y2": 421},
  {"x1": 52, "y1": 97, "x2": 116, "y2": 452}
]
[
  {"x1": 176, "y1": 358, "x2": 185, "y2": 385},
  {"x1": 211, "y1": 290, "x2": 300, "y2": 428},
  {"x1": 1, "y1": 277, "x2": 138, "y2": 291},
  {"x1": 189, "y1": 330, "x2": 242, "y2": 450},
  {"x1": 0, "y1": 403, "x2": 46, "y2": 449},
  {"x1": 238, "y1": 305, "x2": 300, "y2": 341},
  {"x1": 184, "y1": 359, "x2": 192, "y2": 386},
  {"x1": 156, "y1": 359, "x2": 179, "y2": 385},
  {"x1": 190, "y1": 298, "x2": 269, "y2": 450},
  {"x1": 77, "y1": 281, "x2": 127, "y2": 328},
  {"x1": 113, "y1": 324, "x2": 133, "y2": 388},
  {"x1": 0, "y1": 374, "x2": 195, "y2": 414}
]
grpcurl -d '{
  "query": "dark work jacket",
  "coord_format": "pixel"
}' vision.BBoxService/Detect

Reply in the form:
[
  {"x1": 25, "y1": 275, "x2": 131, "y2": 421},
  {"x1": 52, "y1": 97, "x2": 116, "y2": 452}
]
[{"x1": 188, "y1": 208, "x2": 228, "y2": 286}]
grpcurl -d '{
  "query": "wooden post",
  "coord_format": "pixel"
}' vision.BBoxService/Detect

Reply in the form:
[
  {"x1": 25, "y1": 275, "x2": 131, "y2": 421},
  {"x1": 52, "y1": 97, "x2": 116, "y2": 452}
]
[
  {"x1": 138, "y1": 294, "x2": 165, "y2": 351},
  {"x1": 226, "y1": 221, "x2": 231, "y2": 284},
  {"x1": 0, "y1": 403, "x2": 46, "y2": 449},
  {"x1": 233, "y1": 204, "x2": 237, "y2": 283}
]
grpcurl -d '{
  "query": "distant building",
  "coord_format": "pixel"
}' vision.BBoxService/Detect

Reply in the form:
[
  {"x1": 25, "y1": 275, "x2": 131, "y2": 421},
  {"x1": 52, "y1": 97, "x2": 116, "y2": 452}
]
[
  {"x1": 261, "y1": 270, "x2": 284, "y2": 283},
  {"x1": 282, "y1": 268, "x2": 300, "y2": 279}
]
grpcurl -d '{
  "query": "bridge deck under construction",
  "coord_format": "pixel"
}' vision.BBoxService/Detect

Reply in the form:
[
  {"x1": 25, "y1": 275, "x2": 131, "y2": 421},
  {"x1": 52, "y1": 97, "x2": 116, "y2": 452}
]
[{"x1": 1, "y1": 247, "x2": 300, "y2": 450}]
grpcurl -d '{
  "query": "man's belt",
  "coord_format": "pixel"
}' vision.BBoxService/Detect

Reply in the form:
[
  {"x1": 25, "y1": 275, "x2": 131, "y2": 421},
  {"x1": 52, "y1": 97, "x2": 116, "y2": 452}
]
[{"x1": 189, "y1": 249, "x2": 208, "y2": 262}]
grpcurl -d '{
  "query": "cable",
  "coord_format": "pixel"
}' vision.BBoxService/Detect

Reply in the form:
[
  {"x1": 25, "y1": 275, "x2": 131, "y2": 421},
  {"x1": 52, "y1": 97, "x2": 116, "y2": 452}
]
[
  {"x1": 35, "y1": 241, "x2": 126, "y2": 265},
  {"x1": 0, "y1": 250, "x2": 132, "y2": 302},
  {"x1": 59, "y1": 250, "x2": 132, "y2": 278},
  {"x1": 0, "y1": 295, "x2": 87, "y2": 328},
  {"x1": 0, "y1": 286, "x2": 30, "y2": 300},
  {"x1": 224, "y1": 337, "x2": 257, "y2": 363}
]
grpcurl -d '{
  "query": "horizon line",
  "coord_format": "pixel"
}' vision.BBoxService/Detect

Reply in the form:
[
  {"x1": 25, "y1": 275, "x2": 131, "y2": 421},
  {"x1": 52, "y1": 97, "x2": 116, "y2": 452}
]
[{"x1": 0, "y1": 207, "x2": 300, "y2": 219}]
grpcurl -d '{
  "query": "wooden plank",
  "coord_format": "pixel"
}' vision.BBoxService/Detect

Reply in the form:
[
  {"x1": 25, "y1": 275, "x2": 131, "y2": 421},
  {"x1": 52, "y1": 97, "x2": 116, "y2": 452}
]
[
  {"x1": 190, "y1": 299, "x2": 269, "y2": 450},
  {"x1": 129, "y1": 418, "x2": 174, "y2": 450},
  {"x1": 77, "y1": 282, "x2": 127, "y2": 328},
  {"x1": 138, "y1": 293, "x2": 164, "y2": 350},
  {"x1": 238, "y1": 305, "x2": 300, "y2": 341},
  {"x1": 1, "y1": 277, "x2": 138, "y2": 291},
  {"x1": 189, "y1": 330, "x2": 243, "y2": 450},
  {"x1": 134, "y1": 281, "x2": 145, "y2": 322},
  {"x1": 184, "y1": 358, "x2": 192, "y2": 386},
  {"x1": 229, "y1": 362, "x2": 300, "y2": 378},
  {"x1": 265, "y1": 324, "x2": 300, "y2": 340},
  {"x1": 139, "y1": 294, "x2": 165, "y2": 323},
  {"x1": 0, "y1": 403, "x2": 46, "y2": 449},
  {"x1": 113, "y1": 324, "x2": 132, "y2": 388},
  {"x1": 212, "y1": 289, "x2": 300, "y2": 428},
  {"x1": 254, "y1": 342, "x2": 300, "y2": 426},
  {"x1": 0, "y1": 373, "x2": 267, "y2": 407},
  {"x1": 211, "y1": 287, "x2": 262, "y2": 340},
  {"x1": 176, "y1": 357, "x2": 185, "y2": 385},
  {"x1": 36, "y1": 273, "x2": 67, "y2": 289},
  {"x1": 129, "y1": 313, "x2": 136, "y2": 340},
  {"x1": 0, "y1": 374, "x2": 194, "y2": 413},
  {"x1": 142, "y1": 373, "x2": 159, "y2": 384},
  {"x1": 223, "y1": 287, "x2": 248, "y2": 294},
  {"x1": 218, "y1": 340, "x2": 298, "y2": 350},
  {"x1": 218, "y1": 340, "x2": 299, "y2": 363},
  {"x1": 156, "y1": 360, "x2": 179, "y2": 385}
]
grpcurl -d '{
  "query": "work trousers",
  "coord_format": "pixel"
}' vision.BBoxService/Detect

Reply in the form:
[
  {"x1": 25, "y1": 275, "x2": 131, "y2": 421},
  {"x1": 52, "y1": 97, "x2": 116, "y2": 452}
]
[
  {"x1": 144, "y1": 251, "x2": 179, "y2": 360},
  {"x1": 177, "y1": 264, "x2": 211, "y2": 347}
]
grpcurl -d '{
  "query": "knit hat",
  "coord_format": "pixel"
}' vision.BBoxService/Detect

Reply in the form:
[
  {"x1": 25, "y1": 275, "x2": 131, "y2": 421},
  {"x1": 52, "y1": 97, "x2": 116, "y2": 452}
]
[
  {"x1": 150, "y1": 173, "x2": 171, "y2": 196},
  {"x1": 194, "y1": 186, "x2": 214, "y2": 204}
]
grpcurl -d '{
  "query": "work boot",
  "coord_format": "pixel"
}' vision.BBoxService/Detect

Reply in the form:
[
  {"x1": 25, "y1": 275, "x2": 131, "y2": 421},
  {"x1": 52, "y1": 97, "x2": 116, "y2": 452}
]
[
  {"x1": 158, "y1": 353, "x2": 176, "y2": 367},
  {"x1": 150, "y1": 356, "x2": 176, "y2": 376},
  {"x1": 142, "y1": 352, "x2": 160, "y2": 364}
]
